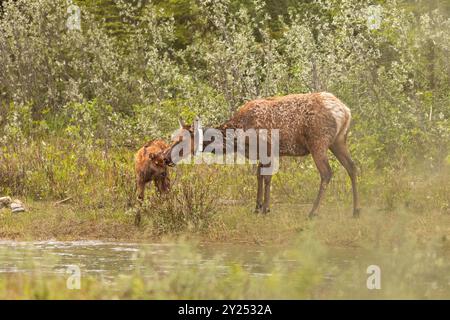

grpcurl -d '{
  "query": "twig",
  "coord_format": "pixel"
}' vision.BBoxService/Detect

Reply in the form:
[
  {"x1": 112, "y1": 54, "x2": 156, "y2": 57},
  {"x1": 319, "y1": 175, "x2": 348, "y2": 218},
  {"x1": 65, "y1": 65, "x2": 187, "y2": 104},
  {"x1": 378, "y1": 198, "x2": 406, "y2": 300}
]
[{"x1": 55, "y1": 197, "x2": 73, "y2": 205}]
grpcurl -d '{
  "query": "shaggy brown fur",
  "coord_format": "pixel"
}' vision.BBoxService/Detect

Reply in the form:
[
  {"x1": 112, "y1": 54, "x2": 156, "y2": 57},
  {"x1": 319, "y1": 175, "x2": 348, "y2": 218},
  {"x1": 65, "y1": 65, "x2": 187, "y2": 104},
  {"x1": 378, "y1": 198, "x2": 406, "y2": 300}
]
[
  {"x1": 134, "y1": 139, "x2": 171, "y2": 226},
  {"x1": 166, "y1": 92, "x2": 360, "y2": 218},
  {"x1": 135, "y1": 139, "x2": 170, "y2": 202}
]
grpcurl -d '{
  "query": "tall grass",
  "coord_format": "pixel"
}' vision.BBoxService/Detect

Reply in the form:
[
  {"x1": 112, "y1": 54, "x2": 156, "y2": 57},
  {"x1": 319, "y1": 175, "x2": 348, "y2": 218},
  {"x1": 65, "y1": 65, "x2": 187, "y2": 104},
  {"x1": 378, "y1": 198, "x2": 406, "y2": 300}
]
[{"x1": 0, "y1": 96, "x2": 448, "y2": 242}]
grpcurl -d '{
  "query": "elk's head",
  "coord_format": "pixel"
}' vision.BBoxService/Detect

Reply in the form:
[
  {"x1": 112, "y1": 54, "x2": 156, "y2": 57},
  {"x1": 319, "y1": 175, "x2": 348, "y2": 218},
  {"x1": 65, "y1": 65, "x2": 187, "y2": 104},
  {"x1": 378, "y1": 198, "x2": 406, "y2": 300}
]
[{"x1": 164, "y1": 117, "x2": 201, "y2": 166}]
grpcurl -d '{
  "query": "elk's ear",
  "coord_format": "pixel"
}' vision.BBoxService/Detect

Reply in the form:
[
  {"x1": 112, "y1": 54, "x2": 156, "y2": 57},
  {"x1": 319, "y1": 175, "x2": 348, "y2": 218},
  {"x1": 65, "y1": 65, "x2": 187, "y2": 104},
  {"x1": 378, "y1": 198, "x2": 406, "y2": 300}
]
[
  {"x1": 194, "y1": 116, "x2": 202, "y2": 129},
  {"x1": 193, "y1": 116, "x2": 203, "y2": 153},
  {"x1": 178, "y1": 117, "x2": 185, "y2": 129},
  {"x1": 193, "y1": 116, "x2": 200, "y2": 129}
]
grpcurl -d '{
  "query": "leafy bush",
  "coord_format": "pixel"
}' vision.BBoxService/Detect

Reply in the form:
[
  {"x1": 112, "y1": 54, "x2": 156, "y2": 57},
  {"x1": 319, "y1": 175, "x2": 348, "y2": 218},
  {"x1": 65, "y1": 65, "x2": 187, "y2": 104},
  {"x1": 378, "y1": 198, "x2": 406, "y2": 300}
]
[{"x1": 142, "y1": 165, "x2": 220, "y2": 235}]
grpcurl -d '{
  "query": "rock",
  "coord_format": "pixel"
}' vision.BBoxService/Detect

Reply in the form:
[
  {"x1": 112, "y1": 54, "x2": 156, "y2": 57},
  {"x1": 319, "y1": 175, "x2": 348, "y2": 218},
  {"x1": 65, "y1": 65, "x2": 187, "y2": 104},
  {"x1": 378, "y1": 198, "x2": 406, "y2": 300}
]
[
  {"x1": 0, "y1": 196, "x2": 12, "y2": 208},
  {"x1": 0, "y1": 196, "x2": 26, "y2": 213},
  {"x1": 11, "y1": 199, "x2": 26, "y2": 213}
]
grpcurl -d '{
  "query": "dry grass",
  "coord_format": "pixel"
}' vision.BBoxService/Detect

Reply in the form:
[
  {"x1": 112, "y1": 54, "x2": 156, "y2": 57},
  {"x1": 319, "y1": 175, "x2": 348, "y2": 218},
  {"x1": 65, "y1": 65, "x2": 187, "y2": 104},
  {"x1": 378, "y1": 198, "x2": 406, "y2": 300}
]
[
  {"x1": 0, "y1": 201, "x2": 137, "y2": 241},
  {"x1": 0, "y1": 148, "x2": 448, "y2": 249},
  {"x1": 1, "y1": 199, "x2": 449, "y2": 252}
]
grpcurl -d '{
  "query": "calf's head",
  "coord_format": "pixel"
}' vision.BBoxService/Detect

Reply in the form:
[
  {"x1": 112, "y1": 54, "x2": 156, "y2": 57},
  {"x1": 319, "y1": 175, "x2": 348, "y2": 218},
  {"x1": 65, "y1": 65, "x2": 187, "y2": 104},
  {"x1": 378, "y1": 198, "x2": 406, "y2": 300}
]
[
  {"x1": 149, "y1": 150, "x2": 171, "y2": 193},
  {"x1": 148, "y1": 151, "x2": 167, "y2": 176}
]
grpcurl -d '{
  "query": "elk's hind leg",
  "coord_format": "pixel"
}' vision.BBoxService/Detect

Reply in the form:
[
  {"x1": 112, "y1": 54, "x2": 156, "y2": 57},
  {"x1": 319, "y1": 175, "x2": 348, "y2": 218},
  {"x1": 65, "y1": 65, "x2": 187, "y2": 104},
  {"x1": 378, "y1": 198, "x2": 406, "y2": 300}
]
[
  {"x1": 309, "y1": 148, "x2": 333, "y2": 218},
  {"x1": 331, "y1": 140, "x2": 360, "y2": 217}
]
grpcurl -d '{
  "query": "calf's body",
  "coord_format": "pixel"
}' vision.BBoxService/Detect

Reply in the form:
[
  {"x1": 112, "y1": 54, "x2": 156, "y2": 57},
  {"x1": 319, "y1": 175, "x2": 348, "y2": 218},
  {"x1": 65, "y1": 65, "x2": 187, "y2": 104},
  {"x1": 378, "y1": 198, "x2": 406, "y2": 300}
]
[
  {"x1": 135, "y1": 139, "x2": 170, "y2": 202},
  {"x1": 134, "y1": 139, "x2": 170, "y2": 226}
]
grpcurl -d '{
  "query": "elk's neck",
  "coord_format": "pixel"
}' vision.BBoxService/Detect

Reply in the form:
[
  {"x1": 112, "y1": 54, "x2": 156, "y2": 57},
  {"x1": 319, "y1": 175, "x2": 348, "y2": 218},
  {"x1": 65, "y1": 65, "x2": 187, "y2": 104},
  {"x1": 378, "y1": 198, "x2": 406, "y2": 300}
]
[{"x1": 201, "y1": 125, "x2": 237, "y2": 153}]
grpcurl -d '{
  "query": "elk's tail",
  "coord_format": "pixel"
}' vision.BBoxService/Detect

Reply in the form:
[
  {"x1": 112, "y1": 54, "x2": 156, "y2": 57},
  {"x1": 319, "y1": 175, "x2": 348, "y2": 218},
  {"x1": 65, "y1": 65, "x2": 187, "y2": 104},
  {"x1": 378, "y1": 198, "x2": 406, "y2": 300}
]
[
  {"x1": 320, "y1": 92, "x2": 352, "y2": 143},
  {"x1": 341, "y1": 108, "x2": 351, "y2": 143}
]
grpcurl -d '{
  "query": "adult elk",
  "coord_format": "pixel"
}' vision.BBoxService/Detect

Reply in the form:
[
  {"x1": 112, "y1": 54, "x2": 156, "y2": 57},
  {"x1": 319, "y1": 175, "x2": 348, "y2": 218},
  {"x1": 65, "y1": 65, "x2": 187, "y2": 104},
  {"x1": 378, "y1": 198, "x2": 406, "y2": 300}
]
[{"x1": 164, "y1": 92, "x2": 360, "y2": 218}]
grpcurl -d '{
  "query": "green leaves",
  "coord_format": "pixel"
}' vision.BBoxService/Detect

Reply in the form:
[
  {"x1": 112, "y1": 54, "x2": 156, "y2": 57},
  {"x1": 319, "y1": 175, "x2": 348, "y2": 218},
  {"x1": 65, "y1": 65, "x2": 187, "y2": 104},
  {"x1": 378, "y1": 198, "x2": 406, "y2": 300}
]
[{"x1": 0, "y1": 0, "x2": 448, "y2": 170}]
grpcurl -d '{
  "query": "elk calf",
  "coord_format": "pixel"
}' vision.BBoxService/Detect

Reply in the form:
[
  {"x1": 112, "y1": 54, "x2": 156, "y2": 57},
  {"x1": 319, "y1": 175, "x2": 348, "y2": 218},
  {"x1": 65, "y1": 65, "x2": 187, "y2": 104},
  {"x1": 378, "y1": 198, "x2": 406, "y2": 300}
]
[{"x1": 135, "y1": 139, "x2": 170, "y2": 202}]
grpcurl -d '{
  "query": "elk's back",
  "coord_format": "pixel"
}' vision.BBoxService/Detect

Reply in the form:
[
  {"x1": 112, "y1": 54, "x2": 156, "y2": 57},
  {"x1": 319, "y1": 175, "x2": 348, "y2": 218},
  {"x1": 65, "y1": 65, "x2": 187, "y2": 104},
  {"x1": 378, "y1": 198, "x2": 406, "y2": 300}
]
[{"x1": 225, "y1": 92, "x2": 351, "y2": 156}]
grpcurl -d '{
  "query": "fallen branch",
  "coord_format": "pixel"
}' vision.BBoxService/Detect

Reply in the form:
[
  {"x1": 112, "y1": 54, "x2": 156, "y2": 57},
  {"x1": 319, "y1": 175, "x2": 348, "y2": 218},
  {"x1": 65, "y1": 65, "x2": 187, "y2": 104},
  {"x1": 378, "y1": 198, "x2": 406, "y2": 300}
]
[{"x1": 55, "y1": 197, "x2": 73, "y2": 205}]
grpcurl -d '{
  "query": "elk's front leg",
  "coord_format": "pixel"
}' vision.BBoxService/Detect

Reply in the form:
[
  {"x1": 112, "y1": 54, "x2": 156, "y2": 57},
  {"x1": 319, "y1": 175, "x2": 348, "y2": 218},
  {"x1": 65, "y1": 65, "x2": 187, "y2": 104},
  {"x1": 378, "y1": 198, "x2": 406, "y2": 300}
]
[
  {"x1": 262, "y1": 174, "x2": 272, "y2": 214},
  {"x1": 255, "y1": 164, "x2": 263, "y2": 213}
]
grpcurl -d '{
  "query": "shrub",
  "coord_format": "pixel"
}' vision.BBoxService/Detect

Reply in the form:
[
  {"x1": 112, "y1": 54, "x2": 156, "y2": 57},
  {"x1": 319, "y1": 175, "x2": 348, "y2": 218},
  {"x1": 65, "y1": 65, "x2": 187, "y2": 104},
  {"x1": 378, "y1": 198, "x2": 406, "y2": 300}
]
[{"x1": 142, "y1": 165, "x2": 220, "y2": 235}]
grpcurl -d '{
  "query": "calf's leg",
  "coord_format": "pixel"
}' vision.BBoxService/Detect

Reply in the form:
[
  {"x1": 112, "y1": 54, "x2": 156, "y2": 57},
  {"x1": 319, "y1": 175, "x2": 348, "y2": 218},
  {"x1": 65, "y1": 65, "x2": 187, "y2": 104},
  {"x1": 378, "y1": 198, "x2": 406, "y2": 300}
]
[
  {"x1": 136, "y1": 178, "x2": 146, "y2": 202},
  {"x1": 135, "y1": 177, "x2": 146, "y2": 226}
]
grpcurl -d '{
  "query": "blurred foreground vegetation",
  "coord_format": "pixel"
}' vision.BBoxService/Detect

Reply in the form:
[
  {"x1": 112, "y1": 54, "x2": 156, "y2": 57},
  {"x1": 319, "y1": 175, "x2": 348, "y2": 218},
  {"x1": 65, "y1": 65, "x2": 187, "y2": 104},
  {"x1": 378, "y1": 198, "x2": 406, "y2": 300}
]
[{"x1": 1, "y1": 232, "x2": 450, "y2": 299}]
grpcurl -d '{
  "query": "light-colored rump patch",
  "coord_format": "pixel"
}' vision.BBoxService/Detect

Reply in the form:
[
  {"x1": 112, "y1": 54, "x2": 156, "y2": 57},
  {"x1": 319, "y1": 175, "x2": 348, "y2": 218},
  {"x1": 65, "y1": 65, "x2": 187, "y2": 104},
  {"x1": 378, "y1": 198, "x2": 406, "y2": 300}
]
[{"x1": 320, "y1": 92, "x2": 351, "y2": 138}]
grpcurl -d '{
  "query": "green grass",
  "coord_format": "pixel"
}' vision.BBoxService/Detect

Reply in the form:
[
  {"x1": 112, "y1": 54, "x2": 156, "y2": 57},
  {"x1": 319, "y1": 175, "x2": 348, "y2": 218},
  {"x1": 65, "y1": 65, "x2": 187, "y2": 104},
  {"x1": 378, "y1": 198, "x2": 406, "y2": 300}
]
[
  {"x1": 1, "y1": 191, "x2": 449, "y2": 249},
  {"x1": 0, "y1": 147, "x2": 449, "y2": 245}
]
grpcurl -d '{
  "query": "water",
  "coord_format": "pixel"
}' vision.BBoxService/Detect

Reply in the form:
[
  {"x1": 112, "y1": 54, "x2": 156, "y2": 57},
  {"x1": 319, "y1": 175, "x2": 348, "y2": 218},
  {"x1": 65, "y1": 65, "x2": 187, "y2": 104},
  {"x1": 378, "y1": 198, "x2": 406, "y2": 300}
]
[
  {"x1": 0, "y1": 240, "x2": 292, "y2": 281},
  {"x1": 2, "y1": 240, "x2": 447, "y2": 298}
]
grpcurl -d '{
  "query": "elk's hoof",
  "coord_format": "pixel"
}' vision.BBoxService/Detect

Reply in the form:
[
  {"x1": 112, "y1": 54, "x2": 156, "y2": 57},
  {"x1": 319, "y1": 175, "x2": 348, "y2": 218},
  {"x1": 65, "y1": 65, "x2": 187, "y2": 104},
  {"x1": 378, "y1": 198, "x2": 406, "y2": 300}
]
[
  {"x1": 308, "y1": 212, "x2": 317, "y2": 219},
  {"x1": 254, "y1": 204, "x2": 263, "y2": 214},
  {"x1": 262, "y1": 207, "x2": 270, "y2": 214},
  {"x1": 353, "y1": 208, "x2": 361, "y2": 218}
]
